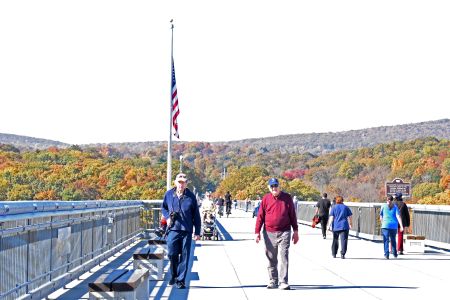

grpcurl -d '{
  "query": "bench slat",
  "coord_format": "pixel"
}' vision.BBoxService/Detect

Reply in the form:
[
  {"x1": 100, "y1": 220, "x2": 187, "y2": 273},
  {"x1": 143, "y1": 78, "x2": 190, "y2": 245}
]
[
  {"x1": 88, "y1": 269, "x2": 128, "y2": 292},
  {"x1": 111, "y1": 269, "x2": 149, "y2": 291},
  {"x1": 148, "y1": 239, "x2": 167, "y2": 245},
  {"x1": 133, "y1": 247, "x2": 164, "y2": 260}
]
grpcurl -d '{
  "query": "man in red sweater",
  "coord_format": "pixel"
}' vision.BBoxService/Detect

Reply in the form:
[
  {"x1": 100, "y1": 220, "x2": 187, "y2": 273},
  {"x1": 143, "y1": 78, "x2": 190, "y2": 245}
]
[{"x1": 255, "y1": 178, "x2": 299, "y2": 290}]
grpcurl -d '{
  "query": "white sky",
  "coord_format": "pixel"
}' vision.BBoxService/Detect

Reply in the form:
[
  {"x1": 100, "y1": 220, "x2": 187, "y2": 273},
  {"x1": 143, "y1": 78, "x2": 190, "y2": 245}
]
[{"x1": 1, "y1": 1, "x2": 449, "y2": 145}]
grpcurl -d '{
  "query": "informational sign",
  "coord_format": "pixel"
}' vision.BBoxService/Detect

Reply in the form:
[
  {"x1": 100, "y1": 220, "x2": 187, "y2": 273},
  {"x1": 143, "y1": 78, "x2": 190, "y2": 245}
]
[{"x1": 386, "y1": 178, "x2": 411, "y2": 198}]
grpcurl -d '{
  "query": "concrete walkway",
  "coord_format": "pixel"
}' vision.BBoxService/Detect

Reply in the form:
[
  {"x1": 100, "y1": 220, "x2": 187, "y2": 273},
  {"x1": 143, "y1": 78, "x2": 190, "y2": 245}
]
[{"x1": 49, "y1": 208, "x2": 450, "y2": 300}]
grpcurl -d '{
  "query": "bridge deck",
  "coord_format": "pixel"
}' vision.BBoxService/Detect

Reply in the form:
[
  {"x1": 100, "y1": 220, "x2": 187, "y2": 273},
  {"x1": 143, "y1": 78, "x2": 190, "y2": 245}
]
[{"x1": 48, "y1": 208, "x2": 450, "y2": 300}]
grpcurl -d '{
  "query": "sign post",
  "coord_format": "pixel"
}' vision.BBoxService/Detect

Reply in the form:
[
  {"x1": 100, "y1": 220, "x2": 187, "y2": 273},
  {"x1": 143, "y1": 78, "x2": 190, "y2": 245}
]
[{"x1": 386, "y1": 178, "x2": 411, "y2": 198}]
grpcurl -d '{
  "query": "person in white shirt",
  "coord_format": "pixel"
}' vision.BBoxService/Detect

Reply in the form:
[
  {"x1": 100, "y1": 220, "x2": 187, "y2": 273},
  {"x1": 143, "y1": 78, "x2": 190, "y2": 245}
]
[{"x1": 201, "y1": 192, "x2": 216, "y2": 221}]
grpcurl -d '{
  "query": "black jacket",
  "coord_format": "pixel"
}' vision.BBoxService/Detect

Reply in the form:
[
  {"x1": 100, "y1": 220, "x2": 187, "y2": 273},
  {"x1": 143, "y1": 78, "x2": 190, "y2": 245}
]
[{"x1": 396, "y1": 200, "x2": 410, "y2": 227}]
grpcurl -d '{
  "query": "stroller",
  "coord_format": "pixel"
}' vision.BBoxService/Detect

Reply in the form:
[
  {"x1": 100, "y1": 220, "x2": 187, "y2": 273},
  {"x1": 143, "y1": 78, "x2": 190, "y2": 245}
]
[{"x1": 201, "y1": 210, "x2": 219, "y2": 240}]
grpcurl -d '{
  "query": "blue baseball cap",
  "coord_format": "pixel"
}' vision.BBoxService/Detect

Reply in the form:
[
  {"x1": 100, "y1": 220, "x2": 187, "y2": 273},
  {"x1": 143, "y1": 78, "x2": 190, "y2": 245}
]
[
  {"x1": 268, "y1": 178, "x2": 279, "y2": 186},
  {"x1": 395, "y1": 192, "x2": 403, "y2": 199}
]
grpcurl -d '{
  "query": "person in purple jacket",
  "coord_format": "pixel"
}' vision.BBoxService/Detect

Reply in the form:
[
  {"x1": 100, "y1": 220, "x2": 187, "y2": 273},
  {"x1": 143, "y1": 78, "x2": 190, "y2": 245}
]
[
  {"x1": 255, "y1": 178, "x2": 299, "y2": 290},
  {"x1": 327, "y1": 196, "x2": 353, "y2": 259}
]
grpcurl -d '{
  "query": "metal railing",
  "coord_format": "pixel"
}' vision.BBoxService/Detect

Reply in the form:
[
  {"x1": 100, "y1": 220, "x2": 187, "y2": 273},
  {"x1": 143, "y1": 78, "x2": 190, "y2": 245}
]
[
  {"x1": 0, "y1": 200, "x2": 145, "y2": 300},
  {"x1": 236, "y1": 199, "x2": 450, "y2": 248},
  {"x1": 296, "y1": 201, "x2": 450, "y2": 247},
  {"x1": 1, "y1": 199, "x2": 448, "y2": 299}
]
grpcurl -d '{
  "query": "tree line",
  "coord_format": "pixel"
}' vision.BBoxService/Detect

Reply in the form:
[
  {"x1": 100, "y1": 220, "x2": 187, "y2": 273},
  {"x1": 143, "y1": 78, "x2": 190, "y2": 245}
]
[{"x1": 0, "y1": 137, "x2": 448, "y2": 204}]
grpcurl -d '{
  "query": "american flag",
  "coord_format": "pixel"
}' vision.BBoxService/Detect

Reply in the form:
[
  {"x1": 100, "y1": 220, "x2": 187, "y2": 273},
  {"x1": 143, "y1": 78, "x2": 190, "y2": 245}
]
[{"x1": 171, "y1": 57, "x2": 180, "y2": 139}]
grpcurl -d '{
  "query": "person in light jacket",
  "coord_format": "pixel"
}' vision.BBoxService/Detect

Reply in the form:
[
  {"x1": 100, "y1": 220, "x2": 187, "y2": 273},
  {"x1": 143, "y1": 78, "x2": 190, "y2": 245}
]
[{"x1": 380, "y1": 195, "x2": 404, "y2": 259}]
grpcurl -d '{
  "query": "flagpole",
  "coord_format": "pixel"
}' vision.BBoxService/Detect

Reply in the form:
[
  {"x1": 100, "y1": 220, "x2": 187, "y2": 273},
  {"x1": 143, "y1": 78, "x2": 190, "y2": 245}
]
[{"x1": 166, "y1": 20, "x2": 174, "y2": 191}]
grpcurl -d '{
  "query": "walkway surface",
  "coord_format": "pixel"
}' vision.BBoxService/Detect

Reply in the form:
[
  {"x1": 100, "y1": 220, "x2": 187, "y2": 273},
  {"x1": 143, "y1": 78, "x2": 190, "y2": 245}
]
[{"x1": 48, "y1": 208, "x2": 450, "y2": 300}]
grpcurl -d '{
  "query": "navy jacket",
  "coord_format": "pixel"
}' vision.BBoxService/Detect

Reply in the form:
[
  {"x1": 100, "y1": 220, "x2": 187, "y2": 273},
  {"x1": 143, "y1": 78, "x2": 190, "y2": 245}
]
[{"x1": 161, "y1": 187, "x2": 201, "y2": 235}]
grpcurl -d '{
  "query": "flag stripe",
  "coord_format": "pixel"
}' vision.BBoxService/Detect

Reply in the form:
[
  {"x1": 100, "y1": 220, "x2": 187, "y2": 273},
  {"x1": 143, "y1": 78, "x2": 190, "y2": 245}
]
[{"x1": 171, "y1": 58, "x2": 179, "y2": 138}]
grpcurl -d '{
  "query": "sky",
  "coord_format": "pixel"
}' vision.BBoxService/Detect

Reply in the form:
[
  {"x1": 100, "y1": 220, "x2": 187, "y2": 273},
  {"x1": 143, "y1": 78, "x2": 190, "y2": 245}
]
[{"x1": 1, "y1": 1, "x2": 449, "y2": 145}]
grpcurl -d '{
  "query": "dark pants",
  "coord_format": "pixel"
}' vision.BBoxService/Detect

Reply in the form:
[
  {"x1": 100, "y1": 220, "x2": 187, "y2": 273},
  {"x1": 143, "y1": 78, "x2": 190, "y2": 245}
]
[
  {"x1": 319, "y1": 215, "x2": 329, "y2": 238},
  {"x1": 332, "y1": 229, "x2": 349, "y2": 256},
  {"x1": 167, "y1": 230, "x2": 192, "y2": 284}
]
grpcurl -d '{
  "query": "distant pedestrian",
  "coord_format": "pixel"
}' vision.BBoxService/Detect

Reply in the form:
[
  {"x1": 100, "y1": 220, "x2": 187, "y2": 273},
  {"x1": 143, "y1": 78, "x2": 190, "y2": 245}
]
[
  {"x1": 245, "y1": 198, "x2": 251, "y2": 212},
  {"x1": 255, "y1": 178, "x2": 299, "y2": 290},
  {"x1": 327, "y1": 196, "x2": 352, "y2": 259},
  {"x1": 233, "y1": 199, "x2": 237, "y2": 210},
  {"x1": 315, "y1": 193, "x2": 331, "y2": 239},
  {"x1": 225, "y1": 191, "x2": 232, "y2": 215},
  {"x1": 394, "y1": 192, "x2": 410, "y2": 255},
  {"x1": 161, "y1": 173, "x2": 201, "y2": 289},
  {"x1": 380, "y1": 195, "x2": 404, "y2": 259}
]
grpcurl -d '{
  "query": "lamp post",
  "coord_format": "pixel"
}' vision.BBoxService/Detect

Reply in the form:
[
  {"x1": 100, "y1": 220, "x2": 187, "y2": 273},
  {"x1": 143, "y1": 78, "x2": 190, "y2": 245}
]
[{"x1": 179, "y1": 155, "x2": 183, "y2": 173}]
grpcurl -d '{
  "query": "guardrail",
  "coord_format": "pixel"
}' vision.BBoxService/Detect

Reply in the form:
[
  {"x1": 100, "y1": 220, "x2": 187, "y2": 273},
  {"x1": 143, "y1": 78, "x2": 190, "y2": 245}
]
[
  {"x1": 0, "y1": 200, "x2": 145, "y2": 300},
  {"x1": 236, "y1": 199, "x2": 450, "y2": 249}
]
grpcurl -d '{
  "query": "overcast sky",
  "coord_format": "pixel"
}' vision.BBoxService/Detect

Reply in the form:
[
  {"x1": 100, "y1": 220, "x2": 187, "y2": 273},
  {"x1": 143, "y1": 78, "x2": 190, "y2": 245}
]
[{"x1": 1, "y1": 1, "x2": 449, "y2": 145}]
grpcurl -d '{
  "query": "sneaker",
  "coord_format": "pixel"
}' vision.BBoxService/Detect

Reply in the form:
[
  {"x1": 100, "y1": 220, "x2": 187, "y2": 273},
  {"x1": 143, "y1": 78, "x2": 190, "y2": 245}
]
[
  {"x1": 168, "y1": 278, "x2": 176, "y2": 285},
  {"x1": 279, "y1": 283, "x2": 290, "y2": 290},
  {"x1": 384, "y1": 255, "x2": 389, "y2": 259},
  {"x1": 399, "y1": 251, "x2": 404, "y2": 255},
  {"x1": 341, "y1": 254, "x2": 345, "y2": 259},
  {"x1": 176, "y1": 281, "x2": 186, "y2": 289},
  {"x1": 267, "y1": 281, "x2": 278, "y2": 289}
]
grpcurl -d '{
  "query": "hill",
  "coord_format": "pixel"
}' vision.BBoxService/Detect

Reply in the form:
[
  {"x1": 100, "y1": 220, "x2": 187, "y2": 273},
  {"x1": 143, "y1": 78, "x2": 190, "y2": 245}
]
[
  {"x1": 1, "y1": 119, "x2": 449, "y2": 155},
  {"x1": 0, "y1": 133, "x2": 68, "y2": 150},
  {"x1": 224, "y1": 119, "x2": 450, "y2": 155}
]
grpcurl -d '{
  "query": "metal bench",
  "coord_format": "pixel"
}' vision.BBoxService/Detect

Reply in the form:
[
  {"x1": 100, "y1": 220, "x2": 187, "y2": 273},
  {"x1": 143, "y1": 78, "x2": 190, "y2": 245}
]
[
  {"x1": 88, "y1": 269, "x2": 149, "y2": 300},
  {"x1": 148, "y1": 238, "x2": 168, "y2": 256},
  {"x1": 133, "y1": 246, "x2": 165, "y2": 280}
]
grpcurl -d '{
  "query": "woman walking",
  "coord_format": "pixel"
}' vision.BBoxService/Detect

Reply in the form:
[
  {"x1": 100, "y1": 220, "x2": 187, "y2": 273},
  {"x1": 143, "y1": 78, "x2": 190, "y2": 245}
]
[
  {"x1": 327, "y1": 196, "x2": 352, "y2": 259},
  {"x1": 380, "y1": 195, "x2": 404, "y2": 259}
]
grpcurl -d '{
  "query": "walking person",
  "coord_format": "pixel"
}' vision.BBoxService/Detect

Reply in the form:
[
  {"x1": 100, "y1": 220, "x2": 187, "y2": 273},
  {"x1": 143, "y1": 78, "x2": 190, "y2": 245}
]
[
  {"x1": 327, "y1": 196, "x2": 352, "y2": 259},
  {"x1": 255, "y1": 178, "x2": 299, "y2": 290},
  {"x1": 380, "y1": 195, "x2": 404, "y2": 259},
  {"x1": 225, "y1": 191, "x2": 232, "y2": 216},
  {"x1": 161, "y1": 173, "x2": 201, "y2": 289},
  {"x1": 200, "y1": 191, "x2": 216, "y2": 222},
  {"x1": 315, "y1": 193, "x2": 331, "y2": 239},
  {"x1": 394, "y1": 192, "x2": 410, "y2": 255}
]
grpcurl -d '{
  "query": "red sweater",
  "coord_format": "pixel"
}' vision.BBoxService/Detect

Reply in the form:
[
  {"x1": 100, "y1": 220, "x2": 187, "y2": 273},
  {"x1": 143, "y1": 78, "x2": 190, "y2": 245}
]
[{"x1": 255, "y1": 191, "x2": 298, "y2": 233}]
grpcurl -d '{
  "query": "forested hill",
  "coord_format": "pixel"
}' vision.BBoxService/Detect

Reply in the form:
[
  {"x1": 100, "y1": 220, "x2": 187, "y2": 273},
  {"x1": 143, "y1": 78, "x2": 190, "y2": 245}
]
[
  {"x1": 224, "y1": 119, "x2": 450, "y2": 155},
  {"x1": 0, "y1": 133, "x2": 67, "y2": 150},
  {"x1": 1, "y1": 119, "x2": 449, "y2": 154}
]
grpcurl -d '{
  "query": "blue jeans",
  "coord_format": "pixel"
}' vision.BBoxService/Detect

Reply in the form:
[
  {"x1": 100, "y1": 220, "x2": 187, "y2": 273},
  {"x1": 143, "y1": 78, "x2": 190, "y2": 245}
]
[
  {"x1": 382, "y1": 228, "x2": 397, "y2": 257},
  {"x1": 167, "y1": 230, "x2": 192, "y2": 283}
]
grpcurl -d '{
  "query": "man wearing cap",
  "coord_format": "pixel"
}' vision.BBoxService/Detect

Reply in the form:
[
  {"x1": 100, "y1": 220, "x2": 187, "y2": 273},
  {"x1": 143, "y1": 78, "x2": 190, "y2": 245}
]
[
  {"x1": 255, "y1": 178, "x2": 299, "y2": 290},
  {"x1": 394, "y1": 192, "x2": 410, "y2": 255},
  {"x1": 161, "y1": 173, "x2": 201, "y2": 289}
]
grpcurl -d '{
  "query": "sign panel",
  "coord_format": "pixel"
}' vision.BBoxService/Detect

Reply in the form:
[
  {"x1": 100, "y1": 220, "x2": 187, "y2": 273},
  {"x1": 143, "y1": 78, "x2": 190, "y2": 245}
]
[{"x1": 386, "y1": 178, "x2": 411, "y2": 198}]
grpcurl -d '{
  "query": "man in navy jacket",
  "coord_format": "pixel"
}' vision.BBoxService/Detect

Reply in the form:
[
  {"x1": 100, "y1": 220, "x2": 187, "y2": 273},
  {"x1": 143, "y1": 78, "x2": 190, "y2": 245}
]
[{"x1": 162, "y1": 173, "x2": 201, "y2": 289}]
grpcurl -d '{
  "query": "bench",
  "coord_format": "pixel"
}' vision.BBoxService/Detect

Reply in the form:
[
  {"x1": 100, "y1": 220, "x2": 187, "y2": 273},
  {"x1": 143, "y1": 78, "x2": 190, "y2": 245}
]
[
  {"x1": 133, "y1": 246, "x2": 165, "y2": 280},
  {"x1": 88, "y1": 269, "x2": 149, "y2": 300},
  {"x1": 403, "y1": 234, "x2": 426, "y2": 253},
  {"x1": 148, "y1": 238, "x2": 168, "y2": 256}
]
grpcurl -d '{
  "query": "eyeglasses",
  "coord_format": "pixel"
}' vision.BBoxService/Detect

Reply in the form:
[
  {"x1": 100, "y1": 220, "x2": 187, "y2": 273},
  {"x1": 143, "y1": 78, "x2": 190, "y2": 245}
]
[{"x1": 270, "y1": 184, "x2": 279, "y2": 188}]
